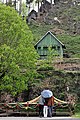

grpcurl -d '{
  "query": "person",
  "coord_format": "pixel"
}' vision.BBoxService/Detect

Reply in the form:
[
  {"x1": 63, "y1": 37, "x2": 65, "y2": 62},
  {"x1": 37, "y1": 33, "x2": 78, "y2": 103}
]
[
  {"x1": 43, "y1": 97, "x2": 48, "y2": 117},
  {"x1": 38, "y1": 95, "x2": 45, "y2": 117},
  {"x1": 47, "y1": 96, "x2": 54, "y2": 117}
]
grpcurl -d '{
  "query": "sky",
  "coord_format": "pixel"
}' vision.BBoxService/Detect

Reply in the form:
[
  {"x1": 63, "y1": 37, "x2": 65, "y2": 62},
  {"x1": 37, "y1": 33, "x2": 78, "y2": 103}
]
[{"x1": 0, "y1": 0, "x2": 54, "y2": 13}]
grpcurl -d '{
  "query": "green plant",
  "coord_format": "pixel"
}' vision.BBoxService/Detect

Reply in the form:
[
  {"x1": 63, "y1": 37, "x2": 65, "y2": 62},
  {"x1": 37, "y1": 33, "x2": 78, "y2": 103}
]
[{"x1": 0, "y1": 4, "x2": 38, "y2": 96}]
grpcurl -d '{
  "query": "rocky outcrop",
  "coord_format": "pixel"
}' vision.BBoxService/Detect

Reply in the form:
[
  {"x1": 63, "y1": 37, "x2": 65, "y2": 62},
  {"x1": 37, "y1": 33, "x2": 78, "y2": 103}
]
[{"x1": 36, "y1": 0, "x2": 80, "y2": 35}]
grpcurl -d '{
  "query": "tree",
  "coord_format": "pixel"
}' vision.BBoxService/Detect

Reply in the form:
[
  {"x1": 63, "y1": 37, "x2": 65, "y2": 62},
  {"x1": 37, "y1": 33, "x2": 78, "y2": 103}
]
[
  {"x1": 54, "y1": 0, "x2": 60, "y2": 4},
  {"x1": 35, "y1": 0, "x2": 42, "y2": 17},
  {"x1": 21, "y1": 2, "x2": 28, "y2": 20},
  {"x1": 0, "y1": 4, "x2": 38, "y2": 96},
  {"x1": 47, "y1": 46, "x2": 59, "y2": 65}
]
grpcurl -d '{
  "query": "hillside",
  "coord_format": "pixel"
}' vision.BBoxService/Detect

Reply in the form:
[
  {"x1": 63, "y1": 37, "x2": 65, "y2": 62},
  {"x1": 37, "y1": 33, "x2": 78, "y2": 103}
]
[
  {"x1": 28, "y1": 0, "x2": 80, "y2": 58},
  {"x1": 0, "y1": 1, "x2": 80, "y2": 108}
]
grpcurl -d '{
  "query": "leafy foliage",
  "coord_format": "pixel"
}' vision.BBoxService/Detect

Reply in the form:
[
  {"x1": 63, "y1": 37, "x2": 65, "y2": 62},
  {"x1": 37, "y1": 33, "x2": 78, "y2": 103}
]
[
  {"x1": 21, "y1": 3, "x2": 28, "y2": 17},
  {"x1": 0, "y1": 4, "x2": 38, "y2": 96},
  {"x1": 57, "y1": 34, "x2": 80, "y2": 58}
]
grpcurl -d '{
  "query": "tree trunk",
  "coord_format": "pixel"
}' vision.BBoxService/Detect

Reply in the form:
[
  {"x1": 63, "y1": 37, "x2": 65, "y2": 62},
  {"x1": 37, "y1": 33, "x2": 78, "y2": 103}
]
[
  {"x1": 38, "y1": 0, "x2": 40, "y2": 18},
  {"x1": 19, "y1": 0, "x2": 22, "y2": 15},
  {"x1": 54, "y1": 0, "x2": 60, "y2": 4},
  {"x1": 14, "y1": 0, "x2": 16, "y2": 10},
  {"x1": 50, "y1": 0, "x2": 53, "y2": 8}
]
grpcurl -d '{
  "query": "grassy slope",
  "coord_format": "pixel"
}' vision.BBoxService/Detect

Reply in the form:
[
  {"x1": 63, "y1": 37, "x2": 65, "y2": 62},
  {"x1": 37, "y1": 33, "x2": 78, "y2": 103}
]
[
  {"x1": 28, "y1": 3, "x2": 80, "y2": 116},
  {"x1": 29, "y1": 23, "x2": 80, "y2": 58},
  {"x1": 28, "y1": 2, "x2": 80, "y2": 58}
]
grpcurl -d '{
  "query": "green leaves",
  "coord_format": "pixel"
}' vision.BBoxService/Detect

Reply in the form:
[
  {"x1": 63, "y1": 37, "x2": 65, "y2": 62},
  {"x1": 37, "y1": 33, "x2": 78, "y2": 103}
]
[{"x1": 0, "y1": 4, "x2": 38, "y2": 96}]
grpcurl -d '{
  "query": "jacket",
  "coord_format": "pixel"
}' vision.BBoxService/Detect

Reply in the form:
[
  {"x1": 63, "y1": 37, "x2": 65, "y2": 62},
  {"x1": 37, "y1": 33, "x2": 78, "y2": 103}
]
[
  {"x1": 39, "y1": 96, "x2": 45, "y2": 105},
  {"x1": 47, "y1": 96, "x2": 54, "y2": 106}
]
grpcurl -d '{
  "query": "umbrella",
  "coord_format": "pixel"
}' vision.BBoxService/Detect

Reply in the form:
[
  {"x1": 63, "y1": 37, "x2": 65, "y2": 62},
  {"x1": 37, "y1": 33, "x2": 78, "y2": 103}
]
[{"x1": 41, "y1": 90, "x2": 53, "y2": 98}]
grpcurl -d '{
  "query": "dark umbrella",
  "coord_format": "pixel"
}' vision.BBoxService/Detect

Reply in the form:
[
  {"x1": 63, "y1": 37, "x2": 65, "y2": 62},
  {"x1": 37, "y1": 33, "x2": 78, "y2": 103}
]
[{"x1": 41, "y1": 90, "x2": 53, "y2": 98}]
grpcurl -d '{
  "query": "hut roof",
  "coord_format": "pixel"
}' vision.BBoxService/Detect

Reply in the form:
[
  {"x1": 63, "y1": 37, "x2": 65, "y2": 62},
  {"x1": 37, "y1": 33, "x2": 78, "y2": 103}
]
[{"x1": 35, "y1": 31, "x2": 66, "y2": 48}]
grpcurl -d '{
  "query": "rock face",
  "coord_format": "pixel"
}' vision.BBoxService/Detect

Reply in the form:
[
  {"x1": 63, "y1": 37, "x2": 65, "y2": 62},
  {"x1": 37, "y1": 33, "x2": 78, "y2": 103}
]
[{"x1": 35, "y1": 0, "x2": 80, "y2": 35}]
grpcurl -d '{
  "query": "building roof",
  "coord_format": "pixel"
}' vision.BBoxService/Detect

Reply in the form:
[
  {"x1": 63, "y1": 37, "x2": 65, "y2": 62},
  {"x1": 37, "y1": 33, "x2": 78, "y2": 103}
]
[
  {"x1": 28, "y1": 10, "x2": 37, "y2": 17},
  {"x1": 35, "y1": 31, "x2": 66, "y2": 48}
]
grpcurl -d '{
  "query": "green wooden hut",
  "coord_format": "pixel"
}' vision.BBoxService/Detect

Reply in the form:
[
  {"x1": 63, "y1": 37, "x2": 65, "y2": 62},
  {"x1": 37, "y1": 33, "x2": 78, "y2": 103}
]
[{"x1": 34, "y1": 31, "x2": 65, "y2": 59}]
